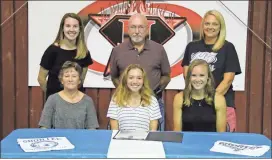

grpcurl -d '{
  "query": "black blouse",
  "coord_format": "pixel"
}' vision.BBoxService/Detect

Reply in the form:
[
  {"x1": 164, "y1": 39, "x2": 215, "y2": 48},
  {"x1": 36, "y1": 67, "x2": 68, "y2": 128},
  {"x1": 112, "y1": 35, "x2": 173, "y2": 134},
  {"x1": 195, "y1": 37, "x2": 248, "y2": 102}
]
[
  {"x1": 182, "y1": 98, "x2": 216, "y2": 132},
  {"x1": 40, "y1": 45, "x2": 93, "y2": 99}
]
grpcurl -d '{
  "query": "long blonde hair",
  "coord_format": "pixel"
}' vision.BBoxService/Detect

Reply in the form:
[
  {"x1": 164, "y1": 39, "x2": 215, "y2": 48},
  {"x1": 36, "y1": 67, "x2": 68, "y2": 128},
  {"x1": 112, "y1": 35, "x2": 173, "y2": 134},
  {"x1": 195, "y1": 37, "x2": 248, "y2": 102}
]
[
  {"x1": 200, "y1": 10, "x2": 226, "y2": 52},
  {"x1": 53, "y1": 13, "x2": 88, "y2": 59},
  {"x1": 183, "y1": 59, "x2": 215, "y2": 106},
  {"x1": 113, "y1": 64, "x2": 154, "y2": 107}
]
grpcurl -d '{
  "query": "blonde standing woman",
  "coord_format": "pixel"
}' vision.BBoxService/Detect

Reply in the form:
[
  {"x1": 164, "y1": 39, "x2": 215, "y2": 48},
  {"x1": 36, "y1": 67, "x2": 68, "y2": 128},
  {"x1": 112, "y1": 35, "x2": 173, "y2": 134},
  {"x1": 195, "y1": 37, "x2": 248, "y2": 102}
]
[{"x1": 181, "y1": 10, "x2": 241, "y2": 132}]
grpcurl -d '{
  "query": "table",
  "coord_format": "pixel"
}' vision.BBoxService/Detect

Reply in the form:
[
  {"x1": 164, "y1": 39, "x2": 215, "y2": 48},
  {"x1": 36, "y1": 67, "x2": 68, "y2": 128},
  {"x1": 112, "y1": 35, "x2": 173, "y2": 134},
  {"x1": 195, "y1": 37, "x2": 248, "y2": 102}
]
[{"x1": 1, "y1": 129, "x2": 271, "y2": 158}]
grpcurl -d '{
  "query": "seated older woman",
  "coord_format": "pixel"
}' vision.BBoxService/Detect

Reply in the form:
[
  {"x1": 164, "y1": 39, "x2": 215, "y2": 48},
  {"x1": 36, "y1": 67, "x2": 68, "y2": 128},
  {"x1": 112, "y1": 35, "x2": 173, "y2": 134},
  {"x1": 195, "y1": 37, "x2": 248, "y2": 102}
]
[{"x1": 39, "y1": 61, "x2": 99, "y2": 129}]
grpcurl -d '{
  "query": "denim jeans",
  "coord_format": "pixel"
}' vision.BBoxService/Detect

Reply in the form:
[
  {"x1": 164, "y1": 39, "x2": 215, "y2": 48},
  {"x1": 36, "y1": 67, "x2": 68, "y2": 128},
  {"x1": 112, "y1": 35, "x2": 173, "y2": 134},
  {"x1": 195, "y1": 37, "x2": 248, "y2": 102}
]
[{"x1": 157, "y1": 98, "x2": 165, "y2": 131}]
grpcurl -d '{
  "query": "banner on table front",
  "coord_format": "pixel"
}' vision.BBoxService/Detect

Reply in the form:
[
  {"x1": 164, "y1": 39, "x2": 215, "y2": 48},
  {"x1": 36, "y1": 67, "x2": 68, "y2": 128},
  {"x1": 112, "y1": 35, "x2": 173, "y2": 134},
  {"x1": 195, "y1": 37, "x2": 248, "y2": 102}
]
[{"x1": 28, "y1": 1, "x2": 248, "y2": 90}]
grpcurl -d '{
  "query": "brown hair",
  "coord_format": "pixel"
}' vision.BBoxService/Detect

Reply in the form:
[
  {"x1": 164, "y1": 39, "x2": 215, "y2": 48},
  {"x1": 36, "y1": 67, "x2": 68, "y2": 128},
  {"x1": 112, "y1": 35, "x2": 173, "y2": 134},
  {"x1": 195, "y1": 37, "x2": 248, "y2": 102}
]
[
  {"x1": 58, "y1": 61, "x2": 83, "y2": 87},
  {"x1": 53, "y1": 13, "x2": 88, "y2": 59}
]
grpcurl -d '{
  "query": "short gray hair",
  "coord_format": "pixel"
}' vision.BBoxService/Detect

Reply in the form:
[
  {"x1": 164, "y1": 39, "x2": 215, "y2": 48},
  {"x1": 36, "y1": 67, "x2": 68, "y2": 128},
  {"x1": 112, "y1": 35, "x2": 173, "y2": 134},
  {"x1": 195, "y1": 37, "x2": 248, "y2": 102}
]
[{"x1": 58, "y1": 61, "x2": 83, "y2": 87}]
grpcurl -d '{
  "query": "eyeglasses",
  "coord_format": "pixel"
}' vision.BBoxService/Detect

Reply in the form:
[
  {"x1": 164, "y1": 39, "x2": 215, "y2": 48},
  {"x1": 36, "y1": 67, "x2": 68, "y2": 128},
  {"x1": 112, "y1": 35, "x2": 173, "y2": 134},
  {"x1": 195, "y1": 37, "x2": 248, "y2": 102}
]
[{"x1": 129, "y1": 25, "x2": 146, "y2": 32}]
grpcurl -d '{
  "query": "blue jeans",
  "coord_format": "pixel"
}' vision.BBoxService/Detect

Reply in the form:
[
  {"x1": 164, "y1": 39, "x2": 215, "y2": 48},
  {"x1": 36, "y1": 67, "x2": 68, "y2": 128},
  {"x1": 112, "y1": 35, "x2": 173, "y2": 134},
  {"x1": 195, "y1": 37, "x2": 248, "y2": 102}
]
[{"x1": 157, "y1": 98, "x2": 165, "y2": 131}]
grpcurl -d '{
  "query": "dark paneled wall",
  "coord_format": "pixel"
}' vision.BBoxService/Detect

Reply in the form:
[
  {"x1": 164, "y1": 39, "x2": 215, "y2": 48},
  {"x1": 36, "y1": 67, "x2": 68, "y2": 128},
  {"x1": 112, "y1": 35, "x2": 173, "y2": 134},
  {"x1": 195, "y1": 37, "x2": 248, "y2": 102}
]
[{"x1": 1, "y1": 1, "x2": 271, "y2": 139}]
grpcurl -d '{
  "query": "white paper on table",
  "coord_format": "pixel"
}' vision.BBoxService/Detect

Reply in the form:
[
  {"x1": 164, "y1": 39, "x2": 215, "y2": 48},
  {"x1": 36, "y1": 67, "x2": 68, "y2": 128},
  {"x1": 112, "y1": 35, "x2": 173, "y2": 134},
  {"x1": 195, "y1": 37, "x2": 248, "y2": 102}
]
[
  {"x1": 17, "y1": 137, "x2": 75, "y2": 152},
  {"x1": 210, "y1": 140, "x2": 271, "y2": 157},
  {"x1": 107, "y1": 130, "x2": 166, "y2": 158}
]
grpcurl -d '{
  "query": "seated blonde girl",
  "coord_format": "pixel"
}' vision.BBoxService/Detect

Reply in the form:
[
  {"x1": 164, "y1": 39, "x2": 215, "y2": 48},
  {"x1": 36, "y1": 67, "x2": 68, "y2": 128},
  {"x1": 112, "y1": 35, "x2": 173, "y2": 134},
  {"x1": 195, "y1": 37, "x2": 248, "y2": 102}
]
[
  {"x1": 107, "y1": 64, "x2": 161, "y2": 131},
  {"x1": 173, "y1": 59, "x2": 226, "y2": 132}
]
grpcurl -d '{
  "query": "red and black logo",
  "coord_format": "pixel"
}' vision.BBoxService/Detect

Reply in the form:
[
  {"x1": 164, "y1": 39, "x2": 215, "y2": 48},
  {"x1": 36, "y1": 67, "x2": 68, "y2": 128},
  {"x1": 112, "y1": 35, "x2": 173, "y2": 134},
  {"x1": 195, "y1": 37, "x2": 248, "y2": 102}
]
[{"x1": 78, "y1": 0, "x2": 202, "y2": 78}]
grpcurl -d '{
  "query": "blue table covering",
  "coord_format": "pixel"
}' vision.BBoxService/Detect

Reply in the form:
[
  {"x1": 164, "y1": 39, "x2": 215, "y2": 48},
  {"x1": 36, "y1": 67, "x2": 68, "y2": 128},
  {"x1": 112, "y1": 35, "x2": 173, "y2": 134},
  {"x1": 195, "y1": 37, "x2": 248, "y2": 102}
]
[{"x1": 1, "y1": 129, "x2": 271, "y2": 158}]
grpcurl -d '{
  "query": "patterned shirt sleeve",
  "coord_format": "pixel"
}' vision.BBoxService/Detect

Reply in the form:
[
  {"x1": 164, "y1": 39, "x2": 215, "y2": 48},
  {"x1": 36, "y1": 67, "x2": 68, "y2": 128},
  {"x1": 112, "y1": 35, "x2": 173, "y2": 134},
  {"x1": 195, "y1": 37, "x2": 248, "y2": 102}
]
[
  {"x1": 149, "y1": 96, "x2": 162, "y2": 120},
  {"x1": 107, "y1": 99, "x2": 119, "y2": 120}
]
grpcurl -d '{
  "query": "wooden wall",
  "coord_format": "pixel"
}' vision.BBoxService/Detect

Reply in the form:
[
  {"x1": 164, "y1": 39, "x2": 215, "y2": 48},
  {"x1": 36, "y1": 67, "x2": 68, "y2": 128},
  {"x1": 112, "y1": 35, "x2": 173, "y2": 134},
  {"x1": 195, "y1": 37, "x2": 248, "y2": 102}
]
[{"x1": 1, "y1": 1, "x2": 271, "y2": 140}]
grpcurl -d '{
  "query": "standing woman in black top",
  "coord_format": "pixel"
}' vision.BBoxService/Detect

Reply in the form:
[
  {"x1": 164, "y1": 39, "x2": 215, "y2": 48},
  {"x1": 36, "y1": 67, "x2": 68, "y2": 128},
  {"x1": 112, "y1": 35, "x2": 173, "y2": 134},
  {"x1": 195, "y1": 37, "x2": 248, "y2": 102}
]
[
  {"x1": 37, "y1": 13, "x2": 93, "y2": 100},
  {"x1": 181, "y1": 10, "x2": 241, "y2": 132},
  {"x1": 173, "y1": 59, "x2": 226, "y2": 132}
]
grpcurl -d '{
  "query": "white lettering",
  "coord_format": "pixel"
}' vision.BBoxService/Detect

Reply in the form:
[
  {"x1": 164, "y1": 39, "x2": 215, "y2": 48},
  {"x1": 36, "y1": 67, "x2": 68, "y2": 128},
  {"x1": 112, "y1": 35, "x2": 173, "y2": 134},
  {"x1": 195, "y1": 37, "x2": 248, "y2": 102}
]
[{"x1": 190, "y1": 51, "x2": 218, "y2": 72}]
